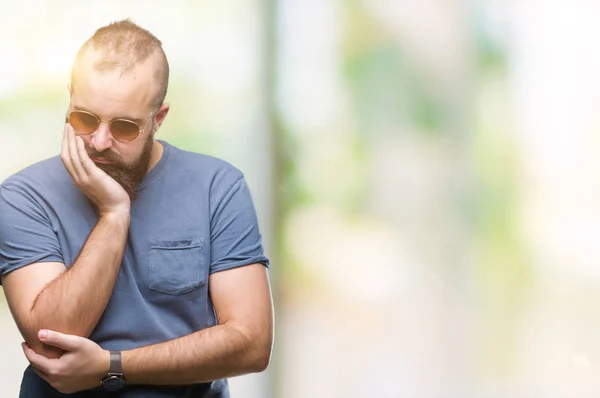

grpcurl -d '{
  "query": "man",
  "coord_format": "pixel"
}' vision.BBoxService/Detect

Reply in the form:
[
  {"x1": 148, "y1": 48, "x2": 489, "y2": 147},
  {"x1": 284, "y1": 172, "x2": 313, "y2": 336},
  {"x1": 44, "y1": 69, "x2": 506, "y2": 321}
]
[{"x1": 0, "y1": 19, "x2": 273, "y2": 397}]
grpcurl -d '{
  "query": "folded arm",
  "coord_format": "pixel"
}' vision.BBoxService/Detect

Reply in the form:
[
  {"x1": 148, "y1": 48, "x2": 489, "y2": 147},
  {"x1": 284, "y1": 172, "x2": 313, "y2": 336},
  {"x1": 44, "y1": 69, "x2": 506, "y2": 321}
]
[
  {"x1": 121, "y1": 262, "x2": 274, "y2": 384},
  {"x1": 1, "y1": 211, "x2": 129, "y2": 358}
]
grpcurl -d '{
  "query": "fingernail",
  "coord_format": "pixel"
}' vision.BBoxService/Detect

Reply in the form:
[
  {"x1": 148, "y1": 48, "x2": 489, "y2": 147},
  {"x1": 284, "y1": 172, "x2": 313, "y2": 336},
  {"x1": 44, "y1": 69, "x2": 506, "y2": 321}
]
[{"x1": 39, "y1": 330, "x2": 47, "y2": 339}]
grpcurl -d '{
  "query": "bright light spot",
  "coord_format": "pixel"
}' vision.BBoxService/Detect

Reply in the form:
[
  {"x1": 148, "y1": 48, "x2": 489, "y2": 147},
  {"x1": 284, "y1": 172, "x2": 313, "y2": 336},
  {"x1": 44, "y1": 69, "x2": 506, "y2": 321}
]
[
  {"x1": 572, "y1": 352, "x2": 591, "y2": 369},
  {"x1": 0, "y1": 43, "x2": 25, "y2": 97},
  {"x1": 39, "y1": 43, "x2": 75, "y2": 81},
  {"x1": 277, "y1": 0, "x2": 343, "y2": 132}
]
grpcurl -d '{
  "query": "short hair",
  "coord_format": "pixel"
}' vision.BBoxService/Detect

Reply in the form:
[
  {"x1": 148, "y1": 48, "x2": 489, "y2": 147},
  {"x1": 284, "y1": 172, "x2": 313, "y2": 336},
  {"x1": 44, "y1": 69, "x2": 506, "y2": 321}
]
[{"x1": 71, "y1": 19, "x2": 169, "y2": 109}]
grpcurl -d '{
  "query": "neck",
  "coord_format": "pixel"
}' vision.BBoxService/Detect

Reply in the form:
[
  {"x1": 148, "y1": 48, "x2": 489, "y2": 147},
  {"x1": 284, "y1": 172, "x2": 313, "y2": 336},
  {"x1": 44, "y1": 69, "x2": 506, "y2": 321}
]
[{"x1": 147, "y1": 140, "x2": 164, "y2": 174}]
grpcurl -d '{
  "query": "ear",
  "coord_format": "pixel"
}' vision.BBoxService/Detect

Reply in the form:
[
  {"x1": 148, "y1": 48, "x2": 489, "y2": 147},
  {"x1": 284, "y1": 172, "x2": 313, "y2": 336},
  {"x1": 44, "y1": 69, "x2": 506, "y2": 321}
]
[{"x1": 153, "y1": 103, "x2": 170, "y2": 133}]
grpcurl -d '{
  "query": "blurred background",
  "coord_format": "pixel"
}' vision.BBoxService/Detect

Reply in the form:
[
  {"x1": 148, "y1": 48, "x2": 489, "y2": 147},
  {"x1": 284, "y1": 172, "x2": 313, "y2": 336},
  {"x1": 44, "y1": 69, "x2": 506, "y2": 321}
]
[{"x1": 1, "y1": 0, "x2": 600, "y2": 397}]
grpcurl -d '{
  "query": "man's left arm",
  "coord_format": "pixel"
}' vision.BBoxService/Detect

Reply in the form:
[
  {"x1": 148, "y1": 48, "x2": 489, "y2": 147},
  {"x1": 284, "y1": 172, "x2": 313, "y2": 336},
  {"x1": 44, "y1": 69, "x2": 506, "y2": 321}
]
[
  {"x1": 22, "y1": 262, "x2": 273, "y2": 393},
  {"x1": 123, "y1": 261, "x2": 273, "y2": 384},
  {"x1": 121, "y1": 173, "x2": 274, "y2": 383}
]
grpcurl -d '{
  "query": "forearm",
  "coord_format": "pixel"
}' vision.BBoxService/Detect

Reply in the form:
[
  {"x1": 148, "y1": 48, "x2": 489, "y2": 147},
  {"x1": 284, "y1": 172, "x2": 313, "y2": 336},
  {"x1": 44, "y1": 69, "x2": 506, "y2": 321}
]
[
  {"x1": 122, "y1": 323, "x2": 271, "y2": 385},
  {"x1": 27, "y1": 213, "x2": 129, "y2": 349}
]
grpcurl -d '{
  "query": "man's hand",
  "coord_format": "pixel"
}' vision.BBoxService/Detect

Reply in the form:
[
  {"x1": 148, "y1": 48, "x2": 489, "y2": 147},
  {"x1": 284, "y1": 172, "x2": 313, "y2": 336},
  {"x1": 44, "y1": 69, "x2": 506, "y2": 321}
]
[
  {"x1": 61, "y1": 123, "x2": 130, "y2": 216},
  {"x1": 22, "y1": 329, "x2": 109, "y2": 394}
]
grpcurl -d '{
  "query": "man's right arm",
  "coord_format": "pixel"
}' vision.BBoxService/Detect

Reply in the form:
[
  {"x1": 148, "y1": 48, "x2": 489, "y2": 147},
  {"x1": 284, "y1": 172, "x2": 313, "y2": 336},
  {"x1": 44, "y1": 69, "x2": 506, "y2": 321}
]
[
  {"x1": 1, "y1": 211, "x2": 129, "y2": 359},
  {"x1": 0, "y1": 125, "x2": 132, "y2": 359}
]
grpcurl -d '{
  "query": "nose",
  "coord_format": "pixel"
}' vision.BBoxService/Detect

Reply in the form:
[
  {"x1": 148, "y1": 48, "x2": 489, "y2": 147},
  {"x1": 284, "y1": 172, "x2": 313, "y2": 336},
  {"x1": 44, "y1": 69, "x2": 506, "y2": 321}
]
[{"x1": 89, "y1": 121, "x2": 114, "y2": 152}]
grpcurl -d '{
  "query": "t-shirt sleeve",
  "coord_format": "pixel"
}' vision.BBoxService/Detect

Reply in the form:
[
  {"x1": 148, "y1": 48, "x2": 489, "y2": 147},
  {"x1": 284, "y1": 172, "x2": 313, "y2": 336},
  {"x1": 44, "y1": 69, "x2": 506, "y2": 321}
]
[
  {"x1": 209, "y1": 175, "x2": 269, "y2": 274},
  {"x1": 0, "y1": 179, "x2": 64, "y2": 284}
]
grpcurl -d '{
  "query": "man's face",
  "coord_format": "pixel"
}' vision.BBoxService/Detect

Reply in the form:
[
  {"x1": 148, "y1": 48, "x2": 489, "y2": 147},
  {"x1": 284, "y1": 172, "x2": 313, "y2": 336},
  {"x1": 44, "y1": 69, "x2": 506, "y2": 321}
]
[
  {"x1": 82, "y1": 133, "x2": 154, "y2": 201},
  {"x1": 68, "y1": 49, "x2": 162, "y2": 200}
]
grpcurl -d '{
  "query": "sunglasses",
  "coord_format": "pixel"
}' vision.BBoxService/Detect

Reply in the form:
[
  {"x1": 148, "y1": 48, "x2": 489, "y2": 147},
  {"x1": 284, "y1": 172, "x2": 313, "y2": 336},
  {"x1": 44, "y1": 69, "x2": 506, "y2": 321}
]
[{"x1": 65, "y1": 109, "x2": 155, "y2": 143}]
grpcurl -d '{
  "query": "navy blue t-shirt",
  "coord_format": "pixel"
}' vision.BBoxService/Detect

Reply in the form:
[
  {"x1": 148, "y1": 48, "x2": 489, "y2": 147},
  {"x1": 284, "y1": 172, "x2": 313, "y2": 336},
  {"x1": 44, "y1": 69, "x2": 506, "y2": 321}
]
[{"x1": 0, "y1": 141, "x2": 269, "y2": 397}]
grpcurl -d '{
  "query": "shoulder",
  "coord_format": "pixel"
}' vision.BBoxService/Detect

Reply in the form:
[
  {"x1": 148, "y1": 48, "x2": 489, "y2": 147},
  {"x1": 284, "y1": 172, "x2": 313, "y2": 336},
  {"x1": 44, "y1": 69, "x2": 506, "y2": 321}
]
[
  {"x1": 164, "y1": 142, "x2": 245, "y2": 193},
  {"x1": 0, "y1": 156, "x2": 69, "y2": 220},
  {"x1": 167, "y1": 143, "x2": 242, "y2": 176},
  {"x1": 1, "y1": 156, "x2": 67, "y2": 193}
]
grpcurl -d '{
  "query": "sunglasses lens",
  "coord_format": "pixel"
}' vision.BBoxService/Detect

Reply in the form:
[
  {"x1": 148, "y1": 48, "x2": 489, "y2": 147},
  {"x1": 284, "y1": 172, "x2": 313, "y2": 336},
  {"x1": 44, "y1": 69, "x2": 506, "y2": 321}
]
[
  {"x1": 69, "y1": 111, "x2": 99, "y2": 134},
  {"x1": 110, "y1": 120, "x2": 140, "y2": 142}
]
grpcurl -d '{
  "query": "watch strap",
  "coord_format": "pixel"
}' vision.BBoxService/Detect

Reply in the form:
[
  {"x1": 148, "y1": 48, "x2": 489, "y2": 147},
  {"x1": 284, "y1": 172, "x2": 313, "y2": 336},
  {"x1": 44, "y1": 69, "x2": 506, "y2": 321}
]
[{"x1": 109, "y1": 350, "x2": 122, "y2": 374}]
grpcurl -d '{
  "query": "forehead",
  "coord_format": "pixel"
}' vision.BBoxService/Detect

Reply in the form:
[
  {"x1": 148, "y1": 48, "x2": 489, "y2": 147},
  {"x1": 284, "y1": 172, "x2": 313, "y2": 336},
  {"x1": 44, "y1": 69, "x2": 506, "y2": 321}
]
[{"x1": 71, "y1": 50, "x2": 158, "y2": 119}]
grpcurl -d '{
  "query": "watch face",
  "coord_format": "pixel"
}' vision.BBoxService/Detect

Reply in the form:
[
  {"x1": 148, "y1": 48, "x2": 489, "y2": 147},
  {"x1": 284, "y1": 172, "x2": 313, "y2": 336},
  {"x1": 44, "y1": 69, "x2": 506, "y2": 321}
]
[{"x1": 102, "y1": 375, "x2": 125, "y2": 392}]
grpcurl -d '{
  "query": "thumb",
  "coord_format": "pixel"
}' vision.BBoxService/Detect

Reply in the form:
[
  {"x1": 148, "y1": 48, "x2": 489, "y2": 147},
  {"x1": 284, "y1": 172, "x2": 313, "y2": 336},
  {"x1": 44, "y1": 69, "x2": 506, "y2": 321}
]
[{"x1": 38, "y1": 329, "x2": 80, "y2": 351}]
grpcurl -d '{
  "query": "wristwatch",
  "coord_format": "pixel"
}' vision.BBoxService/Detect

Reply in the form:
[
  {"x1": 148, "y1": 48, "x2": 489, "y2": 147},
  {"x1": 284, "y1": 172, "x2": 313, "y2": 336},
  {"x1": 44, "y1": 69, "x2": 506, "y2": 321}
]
[{"x1": 101, "y1": 351, "x2": 126, "y2": 392}]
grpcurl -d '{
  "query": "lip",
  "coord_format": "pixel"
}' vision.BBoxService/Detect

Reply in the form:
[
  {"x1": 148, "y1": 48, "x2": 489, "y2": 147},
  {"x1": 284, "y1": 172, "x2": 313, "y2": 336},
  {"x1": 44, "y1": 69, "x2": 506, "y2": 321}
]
[{"x1": 91, "y1": 158, "x2": 114, "y2": 164}]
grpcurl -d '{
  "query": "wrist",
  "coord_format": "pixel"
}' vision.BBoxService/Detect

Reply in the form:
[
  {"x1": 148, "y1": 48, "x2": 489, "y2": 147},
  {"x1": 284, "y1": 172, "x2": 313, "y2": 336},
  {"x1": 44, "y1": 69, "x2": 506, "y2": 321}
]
[
  {"x1": 99, "y1": 210, "x2": 130, "y2": 224},
  {"x1": 101, "y1": 350, "x2": 126, "y2": 391},
  {"x1": 98, "y1": 349, "x2": 111, "y2": 381}
]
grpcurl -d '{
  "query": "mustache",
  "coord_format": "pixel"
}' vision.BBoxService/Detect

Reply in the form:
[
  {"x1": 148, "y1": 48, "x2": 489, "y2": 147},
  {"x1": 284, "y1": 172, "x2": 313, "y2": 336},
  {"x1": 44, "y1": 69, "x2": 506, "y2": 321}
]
[{"x1": 85, "y1": 144, "x2": 124, "y2": 164}]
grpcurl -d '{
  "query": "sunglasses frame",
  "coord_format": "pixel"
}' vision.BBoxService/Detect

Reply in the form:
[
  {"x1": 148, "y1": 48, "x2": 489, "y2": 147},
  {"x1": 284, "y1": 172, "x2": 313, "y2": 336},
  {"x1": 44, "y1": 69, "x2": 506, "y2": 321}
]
[{"x1": 65, "y1": 109, "x2": 156, "y2": 143}]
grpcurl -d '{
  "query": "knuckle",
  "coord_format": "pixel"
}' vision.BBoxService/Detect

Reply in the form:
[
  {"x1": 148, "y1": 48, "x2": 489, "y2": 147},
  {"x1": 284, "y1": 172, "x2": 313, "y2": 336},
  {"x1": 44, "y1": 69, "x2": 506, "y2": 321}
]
[{"x1": 50, "y1": 365, "x2": 64, "y2": 378}]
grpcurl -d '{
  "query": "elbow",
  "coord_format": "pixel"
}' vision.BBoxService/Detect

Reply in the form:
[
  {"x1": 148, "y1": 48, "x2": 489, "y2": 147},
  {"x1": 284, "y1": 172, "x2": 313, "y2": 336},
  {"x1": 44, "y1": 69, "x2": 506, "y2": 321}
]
[
  {"x1": 22, "y1": 314, "x2": 66, "y2": 359},
  {"x1": 27, "y1": 340, "x2": 64, "y2": 360},
  {"x1": 248, "y1": 340, "x2": 273, "y2": 373},
  {"x1": 21, "y1": 328, "x2": 63, "y2": 359},
  {"x1": 229, "y1": 322, "x2": 273, "y2": 373},
  {"x1": 251, "y1": 354, "x2": 271, "y2": 373}
]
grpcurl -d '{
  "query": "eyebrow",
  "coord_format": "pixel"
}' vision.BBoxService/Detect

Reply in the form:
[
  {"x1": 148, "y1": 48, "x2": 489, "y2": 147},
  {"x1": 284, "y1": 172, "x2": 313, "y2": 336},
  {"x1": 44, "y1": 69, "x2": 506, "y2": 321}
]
[{"x1": 72, "y1": 105, "x2": 145, "y2": 125}]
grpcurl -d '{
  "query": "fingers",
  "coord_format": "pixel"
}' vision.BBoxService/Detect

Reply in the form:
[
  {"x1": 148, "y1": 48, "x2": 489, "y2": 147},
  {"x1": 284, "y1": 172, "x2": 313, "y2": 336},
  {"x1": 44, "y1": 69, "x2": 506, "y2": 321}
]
[
  {"x1": 32, "y1": 365, "x2": 50, "y2": 381},
  {"x1": 38, "y1": 329, "x2": 80, "y2": 351},
  {"x1": 67, "y1": 126, "x2": 86, "y2": 182},
  {"x1": 61, "y1": 124, "x2": 78, "y2": 182},
  {"x1": 22, "y1": 342, "x2": 52, "y2": 374},
  {"x1": 62, "y1": 124, "x2": 98, "y2": 184},
  {"x1": 23, "y1": 342, "x2": 69, "y2": 394},
  {"x1": 76, "y1": 135, "x2": 95, "y2": 175}
]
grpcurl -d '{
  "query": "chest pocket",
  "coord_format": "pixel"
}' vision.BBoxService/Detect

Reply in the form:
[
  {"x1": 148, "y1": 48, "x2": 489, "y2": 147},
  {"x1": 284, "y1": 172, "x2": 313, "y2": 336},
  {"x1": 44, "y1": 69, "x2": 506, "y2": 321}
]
[{"x1": 148, "y1": 238, "x2": 206, "y2": 295}]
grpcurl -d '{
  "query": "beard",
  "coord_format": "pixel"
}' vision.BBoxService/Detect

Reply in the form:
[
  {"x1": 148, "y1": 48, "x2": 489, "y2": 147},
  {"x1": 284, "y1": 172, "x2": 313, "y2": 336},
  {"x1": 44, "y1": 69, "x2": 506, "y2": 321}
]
[{"x1": 85, "y1": 134, "x2": 154, "y2": 201}]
